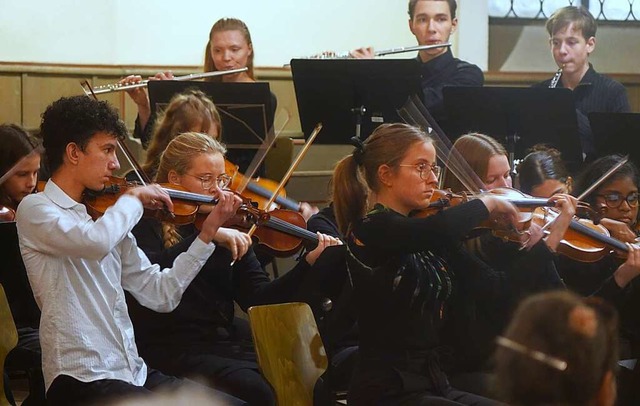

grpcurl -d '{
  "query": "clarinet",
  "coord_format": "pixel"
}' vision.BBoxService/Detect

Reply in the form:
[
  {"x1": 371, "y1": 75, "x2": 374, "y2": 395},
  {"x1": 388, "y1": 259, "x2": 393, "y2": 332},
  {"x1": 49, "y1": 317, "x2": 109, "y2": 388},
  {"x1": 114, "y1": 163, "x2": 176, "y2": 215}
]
[{"x1": 549, "y1": 67, "x2": 563, "y2": 88}]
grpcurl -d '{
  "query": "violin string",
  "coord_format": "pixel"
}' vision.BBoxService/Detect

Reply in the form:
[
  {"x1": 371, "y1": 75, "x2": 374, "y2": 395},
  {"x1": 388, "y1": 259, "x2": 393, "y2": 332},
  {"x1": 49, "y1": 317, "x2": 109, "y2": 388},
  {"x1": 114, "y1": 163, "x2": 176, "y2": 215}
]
[
  {"x1": 398, "y1": 96, "x2": 484, "y2": 194},
  {"x1": 266, "y1": 216, "x2": 319, "y2": 242}
]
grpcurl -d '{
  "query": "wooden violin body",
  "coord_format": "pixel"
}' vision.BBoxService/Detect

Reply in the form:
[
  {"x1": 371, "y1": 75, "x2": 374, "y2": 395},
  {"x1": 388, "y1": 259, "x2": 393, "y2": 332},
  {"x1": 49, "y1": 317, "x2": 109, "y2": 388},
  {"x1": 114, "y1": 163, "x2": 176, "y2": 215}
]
[
  {"x1": 225, "y1": 159, "x2": 301, "y2": 212},
  {"x1": 0, "y1": 206, "x2": 16, "y2": 223}
]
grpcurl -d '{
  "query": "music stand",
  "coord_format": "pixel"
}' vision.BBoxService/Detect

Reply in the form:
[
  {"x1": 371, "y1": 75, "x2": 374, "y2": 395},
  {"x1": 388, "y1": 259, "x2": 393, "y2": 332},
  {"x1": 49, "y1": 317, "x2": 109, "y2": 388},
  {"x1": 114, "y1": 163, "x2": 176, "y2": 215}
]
[
  {"x1": 442, "y1": 87, "x2": 582, "y2": 172},
  {"x1": 147, "y1": 80, "x2": 273, "y2": 149},
  {"x1": 589, "y1": 112, "x2": 640, "y2": 169},
  {"x1": 290, "y1": 58, "x2": 422, "y2": 143}
]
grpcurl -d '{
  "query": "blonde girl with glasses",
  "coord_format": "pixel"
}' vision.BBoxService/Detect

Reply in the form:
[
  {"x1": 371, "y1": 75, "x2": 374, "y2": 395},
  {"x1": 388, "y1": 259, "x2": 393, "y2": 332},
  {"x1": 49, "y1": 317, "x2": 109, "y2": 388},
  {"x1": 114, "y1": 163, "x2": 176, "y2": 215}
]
[{"x1": 128, "y1": 131, "x2": 340, "y2": 405}]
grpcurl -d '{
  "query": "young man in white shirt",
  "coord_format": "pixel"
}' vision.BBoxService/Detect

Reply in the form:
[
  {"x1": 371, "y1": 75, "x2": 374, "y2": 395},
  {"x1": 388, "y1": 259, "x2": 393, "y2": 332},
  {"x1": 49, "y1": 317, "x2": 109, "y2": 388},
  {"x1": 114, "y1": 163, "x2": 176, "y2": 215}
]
[{"x1": 16, "y1": 95, "x2": 245, "y2": 405}]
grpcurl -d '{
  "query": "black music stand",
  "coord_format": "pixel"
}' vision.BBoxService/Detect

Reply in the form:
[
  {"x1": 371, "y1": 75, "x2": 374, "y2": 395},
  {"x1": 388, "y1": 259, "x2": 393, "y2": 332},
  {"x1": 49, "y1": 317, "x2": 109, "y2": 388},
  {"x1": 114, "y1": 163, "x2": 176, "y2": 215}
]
[
  {"x1": 443, "y1": 87, "x2": 582, "y2": 172},
  {"x1": 290, "y1": 58, "x2": 422, "y2": 142},
  {"x1": 147, "y1": 81, "x2": 273, "y2": 149},
  {"x1": 589, "y1": 112, "x2": 640, "y2": 168}
]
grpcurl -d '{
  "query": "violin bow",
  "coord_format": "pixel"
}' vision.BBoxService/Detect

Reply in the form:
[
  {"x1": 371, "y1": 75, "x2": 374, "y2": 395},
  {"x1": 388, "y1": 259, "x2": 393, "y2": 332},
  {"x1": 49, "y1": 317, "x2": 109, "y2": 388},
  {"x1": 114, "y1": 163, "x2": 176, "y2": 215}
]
[
  {"x1": 80, "y1": 79, "x2": 152, "y2": 186},
  {"x1": 576, "y1": 156, "x2": 629, "y2": 202},
  {"x1": 245, "y1": 123, "x2": 323, "y2": 238},
  {"x1": 0, "y1": 145, "x2": 44, "y2": 187},
  {"x1": 398, "y1": 95, "x2": 485, "y2": 195},
  {"x1": 228, "y1": 123, "x2": 323, "y2": 266},
  {"x1": 537, "y1": 156, "x2": 629, "y2": 233}
]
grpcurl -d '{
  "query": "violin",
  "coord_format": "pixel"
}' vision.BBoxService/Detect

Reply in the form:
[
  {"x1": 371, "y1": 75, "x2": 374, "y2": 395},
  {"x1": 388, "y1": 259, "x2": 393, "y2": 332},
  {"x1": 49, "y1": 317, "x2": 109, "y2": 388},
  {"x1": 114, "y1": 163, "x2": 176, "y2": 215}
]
[
  {"x1": 77, "y1": 177, "x2": 320, "y2": 258},
  {"x1": 225, "y1": 159, "x2": 302, "y2": 212},
  {"x1": 79, "y1": 176, "x2": 220, "y2": 224},
  {"x1": 532, "y1": 207, "x2": 633, "y2": 263},
  {"x1": 411, "y1": 189, "x2": 466, "y2": 217},
  {"x1": 0, "y1": 205, "x2": 16, "y2": 223},
  {"x1": 229, "y1": 203, "x2": 321, "y2": 258}
]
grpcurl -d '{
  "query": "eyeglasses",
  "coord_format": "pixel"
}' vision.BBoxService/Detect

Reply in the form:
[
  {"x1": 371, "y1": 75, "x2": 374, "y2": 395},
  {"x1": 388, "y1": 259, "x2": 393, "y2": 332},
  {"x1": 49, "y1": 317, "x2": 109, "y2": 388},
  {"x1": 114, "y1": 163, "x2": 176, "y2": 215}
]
[
  {"x1": 185, "y1": 173, "x2": 232, "y2": 190},
  {"x1": 398, "y1": 163, "x2": 441, "y2": 180},
  {"x1": 596, "y1": 191, "x2": 639, "y2": 208}
]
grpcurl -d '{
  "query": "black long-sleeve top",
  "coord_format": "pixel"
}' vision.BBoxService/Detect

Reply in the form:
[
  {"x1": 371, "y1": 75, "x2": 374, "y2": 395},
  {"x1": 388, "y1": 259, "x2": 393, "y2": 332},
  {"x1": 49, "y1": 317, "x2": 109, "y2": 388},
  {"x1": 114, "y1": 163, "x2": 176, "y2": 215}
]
[
  {"x1": 418, "y1": 49, "x2": 484, "y2": 127},
  {"x1": 347, "y1": 201, "x2": 508, "y2": 404},
  {"x1": 0, "y1": 222, "x2": 40, "y2": 329},
  {"x1": 347, "y1": 199, "x2": 573, "y2": 404},
  {"x1": 534, "y1": 64, "x2": 630, "y2": 158},
  {"x1": 128, "y1": 218, "x2": 311, "y2": 351},
  {"x1": 555, "y1": 254, "x2": 640, "y2": 356}
]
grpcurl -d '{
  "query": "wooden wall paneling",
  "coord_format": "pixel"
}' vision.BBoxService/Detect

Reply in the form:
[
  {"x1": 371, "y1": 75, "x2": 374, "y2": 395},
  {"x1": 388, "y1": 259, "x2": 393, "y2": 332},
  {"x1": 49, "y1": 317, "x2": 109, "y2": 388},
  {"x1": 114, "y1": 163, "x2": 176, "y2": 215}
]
[
  {"x1": 0, "y1": 74, "x2": 21, "y2": 125},
  {"x1": 21, "y1": 74, "x2": 87, "y2": 131}
]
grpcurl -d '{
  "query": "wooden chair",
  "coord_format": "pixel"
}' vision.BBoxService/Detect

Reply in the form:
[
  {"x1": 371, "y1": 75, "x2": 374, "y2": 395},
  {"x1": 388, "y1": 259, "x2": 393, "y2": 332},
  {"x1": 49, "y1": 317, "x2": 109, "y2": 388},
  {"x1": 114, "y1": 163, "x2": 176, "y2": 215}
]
[
  {"x1": 248, "y1": 302, "x2": 328, "y2": 406},
  {"x1": 0, "y1": 284, "x2": 18, "y2": 406}
]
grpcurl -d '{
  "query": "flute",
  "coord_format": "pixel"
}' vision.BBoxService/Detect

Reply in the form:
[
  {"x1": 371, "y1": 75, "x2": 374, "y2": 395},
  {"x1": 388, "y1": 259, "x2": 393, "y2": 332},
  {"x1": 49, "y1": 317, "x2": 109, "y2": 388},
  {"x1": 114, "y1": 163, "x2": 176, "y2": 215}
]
[
  {"x1": 81, "y1": 67, "x2": 248, "y2": 96},
  {"x1": 298, "y1": 42, "x2": 452, "y2": 60}
]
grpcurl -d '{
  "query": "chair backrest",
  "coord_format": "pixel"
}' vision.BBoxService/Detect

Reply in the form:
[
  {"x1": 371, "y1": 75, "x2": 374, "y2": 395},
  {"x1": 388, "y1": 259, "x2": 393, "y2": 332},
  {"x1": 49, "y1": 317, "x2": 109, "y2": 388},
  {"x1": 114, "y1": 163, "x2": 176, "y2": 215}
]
[
  {"x1": 0, "y1": 284, "x2": 18, "y2": 406},
  {"x1": 248, "y1": 302, "x2": 328, "y2": 406}
]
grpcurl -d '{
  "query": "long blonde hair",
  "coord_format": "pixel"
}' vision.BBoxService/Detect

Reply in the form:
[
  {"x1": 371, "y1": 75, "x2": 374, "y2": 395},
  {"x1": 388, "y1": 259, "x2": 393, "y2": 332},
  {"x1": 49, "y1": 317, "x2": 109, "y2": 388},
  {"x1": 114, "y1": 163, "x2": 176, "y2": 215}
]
[
  {"x1": 143, "y1": 90, "x2": 221, "y2": 180},
  {"x1": 156, "y1": 131, "x2": 227, "y2": 248},
  {"x1": 442, "y1": 133, "x2": 507, "y2": 193},
  {"x1": 203, "y1": 18, "x2": 255, "y2": 81},
  {"x1": 332, "y1": 123, "x2": 432, "y2": 235}
]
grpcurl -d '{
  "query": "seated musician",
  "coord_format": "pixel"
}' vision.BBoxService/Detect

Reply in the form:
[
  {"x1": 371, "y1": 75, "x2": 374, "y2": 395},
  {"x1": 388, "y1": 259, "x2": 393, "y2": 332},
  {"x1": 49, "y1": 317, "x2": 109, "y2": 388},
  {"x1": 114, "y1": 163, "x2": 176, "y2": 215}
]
[
  {"x1": 15, "y1": 95, "x2": 245, "y2": 406},
  {"x1": 495, "y1": 290, "x2": 618, "y2": 406},
  {"x1": 351, "y1": 0, "x2": 483, "y2": 127},
  {"x1": 122, "y1": 17, "x2": 276, "y2": 151},
  {"x1": 517, "y1": 145, "x2": 573, "y2": 198},
  {"x1": 134, "y1": 88, "x2": 317, "y2": 221},
  {"x1": 0, "y1": 123, "x2": 45, "y2": 405},
  {"x1": 440, "y1": 133, "x2": 577, "y2": 394},
  {"x1": 332, "y1": 122, "x2": 528, "y2": 405},
  {"x1": 533, "y1": 6, "x2": 630, "y2": 160},
  {"x1": 127, "y1": 131, "x2": 341, "y2": 405},
  {"x1": 520, "y1": 150, "x2": 640, "y2": 403}
]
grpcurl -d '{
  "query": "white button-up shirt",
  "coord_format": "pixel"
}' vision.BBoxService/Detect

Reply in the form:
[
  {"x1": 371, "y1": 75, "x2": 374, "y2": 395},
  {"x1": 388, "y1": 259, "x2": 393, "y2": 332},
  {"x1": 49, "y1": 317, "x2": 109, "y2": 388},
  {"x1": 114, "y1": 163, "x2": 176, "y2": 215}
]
[{"x1": 16, "y1": 180, "x2": 216, "y2": 390}]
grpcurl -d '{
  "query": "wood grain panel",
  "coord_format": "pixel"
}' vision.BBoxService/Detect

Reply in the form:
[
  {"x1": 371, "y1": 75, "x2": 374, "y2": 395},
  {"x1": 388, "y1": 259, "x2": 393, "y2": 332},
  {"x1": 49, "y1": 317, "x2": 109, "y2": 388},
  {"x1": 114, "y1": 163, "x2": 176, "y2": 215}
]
[
  {"x1": 0, "y1": 74, "x2": 21, "y2": 124},
  {"x1": 22, "y1": 75, "x2": 87, "y2": 130}
]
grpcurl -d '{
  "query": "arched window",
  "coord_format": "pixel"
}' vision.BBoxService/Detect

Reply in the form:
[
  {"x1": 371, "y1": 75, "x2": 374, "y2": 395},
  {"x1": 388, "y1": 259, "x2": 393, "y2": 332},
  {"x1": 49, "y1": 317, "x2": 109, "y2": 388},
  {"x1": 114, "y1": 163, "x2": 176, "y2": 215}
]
[{"x1": 489, "y1": 0, "x2": 639, "y2": 22}]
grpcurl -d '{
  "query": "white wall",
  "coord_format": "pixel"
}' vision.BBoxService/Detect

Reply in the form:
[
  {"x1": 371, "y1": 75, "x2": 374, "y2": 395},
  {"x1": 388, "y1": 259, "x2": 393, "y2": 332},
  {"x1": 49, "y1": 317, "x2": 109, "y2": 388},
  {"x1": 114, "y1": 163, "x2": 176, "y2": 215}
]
[
  {"x1": 0, "y1": 1, "x2": 489, "y2": 69},
  {"x1": 456, "y1": 0, "x2": 489, "y2": 71},
  {"x1": 0, "y1": 0, "x2": 417, "y2": 67}
]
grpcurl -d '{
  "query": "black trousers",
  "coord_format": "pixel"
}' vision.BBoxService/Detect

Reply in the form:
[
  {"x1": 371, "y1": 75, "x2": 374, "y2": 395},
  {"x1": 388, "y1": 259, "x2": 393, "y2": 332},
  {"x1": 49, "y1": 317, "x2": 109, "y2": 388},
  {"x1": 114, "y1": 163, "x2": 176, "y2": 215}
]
[
  {"x1": 5, "y1": 327, "x2": 45, "y2": 406},
  {"x1": 45, "y1": 368, "x2": 246, "y2": 406}
]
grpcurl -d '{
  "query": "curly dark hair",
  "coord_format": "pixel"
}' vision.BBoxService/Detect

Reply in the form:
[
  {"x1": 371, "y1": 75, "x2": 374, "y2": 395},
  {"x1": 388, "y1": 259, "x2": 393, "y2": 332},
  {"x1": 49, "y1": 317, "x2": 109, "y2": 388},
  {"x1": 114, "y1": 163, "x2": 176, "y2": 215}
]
[{"x1": 40, "y1": 96, "x2": 128, "y2": 173}]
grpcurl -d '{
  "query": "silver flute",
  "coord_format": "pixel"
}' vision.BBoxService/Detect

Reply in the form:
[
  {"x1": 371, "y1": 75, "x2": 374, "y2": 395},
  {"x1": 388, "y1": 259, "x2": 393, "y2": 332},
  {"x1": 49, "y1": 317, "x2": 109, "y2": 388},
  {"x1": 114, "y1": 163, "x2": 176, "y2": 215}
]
[
  {"x1": 301, "y1": 43, "x2": 452, "y2": 59},
  {"x1": 81, "y1": 67, "x2": 248, "y2": 96},
  {"x1": 549, "y1": 66, "x2": 563, "y2": 88}
]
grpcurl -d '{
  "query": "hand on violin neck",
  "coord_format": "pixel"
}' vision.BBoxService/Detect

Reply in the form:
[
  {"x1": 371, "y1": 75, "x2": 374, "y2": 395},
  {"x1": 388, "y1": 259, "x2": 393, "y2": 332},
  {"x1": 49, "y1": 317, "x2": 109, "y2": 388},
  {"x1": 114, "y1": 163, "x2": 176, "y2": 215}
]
[
  {"x1": 542, "y1": 194, "x2": 578, "y2": 252},
  {"x1": 600, "y1": 218, "x2": 637, "y2": 244},
  {"x1": 304, "y1": 232, "x2": 343, "y2": 266},
  {"x1": 126, "y1": 184, "x2": 173, "y2": 212},
  {"x1": 213, "y1": 227, "x2": 252, "y2": 262},
  {"x1": 480, "y1": 195, "x2": 519, "y2": 229},
  {"x1": 614, "y1": 243, "x2": 640, "y2": 288},
  {"x1": 197, "y1": 190, "x2": 244, "y2": 244}
]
